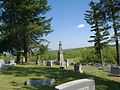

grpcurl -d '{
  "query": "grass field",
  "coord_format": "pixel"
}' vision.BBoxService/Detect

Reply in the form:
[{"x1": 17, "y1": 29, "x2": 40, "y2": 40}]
[{"x1": 0, "y1": 65, "x2": 120, "y2": 90}]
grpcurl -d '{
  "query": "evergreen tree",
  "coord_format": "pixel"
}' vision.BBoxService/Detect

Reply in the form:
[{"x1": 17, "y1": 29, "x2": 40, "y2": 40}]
[
  {"x1": 99, "y1": 0, "x2": 120, "y2": 65},
  {"x1": 85, "y1": 1, "x2": 110, "y2": 64},
  {"x1": 0, "y1": 0, "x2": 52, "y2": 63}
]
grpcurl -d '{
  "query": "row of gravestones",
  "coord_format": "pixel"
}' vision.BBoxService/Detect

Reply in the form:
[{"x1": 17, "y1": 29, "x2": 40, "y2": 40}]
[
  {"x1": 45, "y1": 60, "x2": 83, "y2": 73},
  {"x1": 0, "y1": 59, "x2": 16, "y2": 71},
  {"x1": 95, "y1": 63, "x2": 120, "y2": 76},
  {"x1": 25, "y1": 79, "x2": 95, "y2": 90}
]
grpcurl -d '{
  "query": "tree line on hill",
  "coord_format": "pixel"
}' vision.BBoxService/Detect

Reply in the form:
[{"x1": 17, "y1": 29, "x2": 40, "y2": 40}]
[{"x1": 37, "y1": 46, "x2": 115, "y2": 64}]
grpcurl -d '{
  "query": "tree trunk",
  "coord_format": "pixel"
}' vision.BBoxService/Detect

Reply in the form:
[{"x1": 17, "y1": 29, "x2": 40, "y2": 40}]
[
  {"x1": 24, "y1": 48, "x2": 28, "y2": 63},
  {"x1": 113, "y1": 19, "x2": 120, "y2": 65},
  {"x1": 16, "y1": 51, "x2": 21, "y2": 64},
  {"x1": 115, "y1": 33, "x2": 120, "y2": 65}
]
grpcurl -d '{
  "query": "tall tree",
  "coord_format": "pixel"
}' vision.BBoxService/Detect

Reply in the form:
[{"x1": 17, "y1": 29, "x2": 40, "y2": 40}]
[
  {"x1": 85, "y1": 1, "x2": 110, "y2": 64},
  {"x1": 0, "y1": 0, "x2": 52, "y2": 63},
  {"x1": 99, "y1": 0, "x2": 120, "y2": 65}
]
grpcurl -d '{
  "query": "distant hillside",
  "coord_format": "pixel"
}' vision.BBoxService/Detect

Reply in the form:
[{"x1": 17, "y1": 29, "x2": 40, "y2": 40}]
[{"x1": 47, "y1": 45, "x2": 116, "y2": 63}]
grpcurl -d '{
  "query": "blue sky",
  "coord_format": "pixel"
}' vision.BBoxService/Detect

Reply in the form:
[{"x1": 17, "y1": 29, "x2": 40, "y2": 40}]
[{"x1": 46, "y1": 0, "x2": 92, "y2": 50}]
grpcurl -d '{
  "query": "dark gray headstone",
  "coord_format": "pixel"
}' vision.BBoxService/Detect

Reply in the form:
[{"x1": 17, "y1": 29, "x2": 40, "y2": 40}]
[
  {"x1": 74, "y1": 64, "x2": 83, "y2": 73},
  {"x1": 111, "y1": 65, "x2": 120, "y2": 76},
  {"x1": 25, "y1": 79, "x2": 55, "y2": 87},
  {"x1": 95, "y1": 63, "x2": 103, "y2": 70},
  {"x1": 55, "y1": 79, "x2": 95, "y2": 90},
  {"x1": 47, "y1": 61, "x2": 53, "y2": 68}
]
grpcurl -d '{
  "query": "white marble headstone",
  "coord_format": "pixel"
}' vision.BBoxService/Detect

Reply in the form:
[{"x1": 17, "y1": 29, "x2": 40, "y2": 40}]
[{"x1": 55, "y1": 79, "x2": 95, "y2": 90}]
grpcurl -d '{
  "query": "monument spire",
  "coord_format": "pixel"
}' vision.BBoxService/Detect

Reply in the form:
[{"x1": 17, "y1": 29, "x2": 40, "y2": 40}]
[{"x1": 58, "y1": 41, "x2": 64, "y2": 67}]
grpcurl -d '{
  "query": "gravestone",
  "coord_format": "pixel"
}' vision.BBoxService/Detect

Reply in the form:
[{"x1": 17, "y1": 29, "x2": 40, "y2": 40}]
[
  {"x1": 74, "y1": 64, "x2": 83, "y2": 73},
  {"x1": 25, "y1": 79, "x2": 55, "y2": 87},
  {"x1": 103, "y1": 64, "x2": 111, "y2": 72},
  {"x1": 0, "y1": 59, "x2": 16, "y2": 71},
  {"x1": 0, "y1": 59, "x2": 5, "y2": 64},
  {"x1": 10, "y1": 60, "x2": 16, "y2": 66},
  {"x1": 47, "y1": 61, "x2": 53, "y2": 68},
  {"x1": 42, "y1": 60, "x2": 46, "y2": 66},
  {"x1": 0, "y1": 60, "x2": 5, "y2": 70},
  {"x1": 95, "y1": 63, "x2": 103, "y2": 70},
  {"x1": 65, "y1": 59, "x2": 69, "y2": 68},
  {"x1": 55, "y1": 79, "x2": 95, "y2": 90},
  {"x1": 111, "y1": 65, "x2": 120, "y2": 76}
]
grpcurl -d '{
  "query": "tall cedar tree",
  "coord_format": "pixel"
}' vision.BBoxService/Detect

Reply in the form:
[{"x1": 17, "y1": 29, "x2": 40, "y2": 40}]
[
  {"x1": 0, "y1": 0, "x2": 52, "y2": 63},
  {"x1": 85, "y1": 1, "x2": 110, "y2": 64},
  {"x1": 100, "y1": 0, "x2": 120, "y2": 65}
]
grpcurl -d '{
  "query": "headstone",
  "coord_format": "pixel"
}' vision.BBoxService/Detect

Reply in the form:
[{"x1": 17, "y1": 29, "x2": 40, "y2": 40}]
[
  {"x1": 111, "y1": 65, "x2": 120, "y2": 76},
  {"x1": 55, "y1": 79, "x2": 95, "y2": 90},
  {"x1": 10, "y1": 60, "x2": 16, "y2": 66},
  {"x1": 25, "y1": 79, "x2": 55, "y2": 87},
  {"x1": 0, "y1": 60, "x2": 5, "y2": 70},
  {"x1": 42, "y1": 60, "x2": 46, "y2": 66},
  {"x1": 0, "y1": 59, "x2": 16, "y2": 71},
  {"x1": 95, "y1": 63, "x2": 102, "y2": 70},
  {"x1": 74, "y1": 64, "x2": 83, "y2": 73},
  {"x1": 47, "y1": 61, "x2": 53, "y2": 68},
  {"x1": 65, "y1": 59, "x2": 69, "y2": 68},
  {"x1": 0, "y1": 59, "x2": 5, "y2": 64},
  {"x1": 103, "y1": 64, "x2": 111, "y2": 72}
]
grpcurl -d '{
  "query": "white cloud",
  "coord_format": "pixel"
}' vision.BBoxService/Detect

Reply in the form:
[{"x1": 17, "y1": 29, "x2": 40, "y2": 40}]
[{"x1": 77, "y1": 24, "x2": 85, "y2": 29}]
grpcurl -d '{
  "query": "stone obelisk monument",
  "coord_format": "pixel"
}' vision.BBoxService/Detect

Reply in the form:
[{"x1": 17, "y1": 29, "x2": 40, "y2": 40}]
[{"x1": 57, "y1": 41, "x2": 64, "y2": 67}]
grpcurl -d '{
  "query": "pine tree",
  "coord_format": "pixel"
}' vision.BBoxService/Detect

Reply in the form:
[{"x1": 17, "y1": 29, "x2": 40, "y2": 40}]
[
  {"x1": 99, "y1": 0, "x2": 120, "y2": 65},
  {"x1": 85, "y1": 1, "x2": 110, "y2": 64},
  {"x1": 0, "y1": 0, "x2": 52, "y2": 63}
]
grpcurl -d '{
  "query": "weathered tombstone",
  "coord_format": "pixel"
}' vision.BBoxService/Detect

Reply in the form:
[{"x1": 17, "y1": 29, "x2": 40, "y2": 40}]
[
  {"x1": 55, "y1": 79, "x2": 95, "y2": 90},
  {"x1": 103, "y1": 64, "x2": 111, "y2": 72},
  {"x1": 10, "y1": 60, "x2": 16, "y2": 66},
  {"x1": 0, "y1": 60, "x2": 5, "y2": 70},
  {"x1": 95, "y1": 63, "x2": 102, "y2": 70},
  {"x1": 0, "y1": 59, "x2": 16, "y2": 71},
  {"x1": 74, "y1": 64, "x2": 83, "y2": 73},
  {"x1": 47, "y1": 61, "x2": 53, "y2": 68},
  {"x1": 111, "y1": 65, "x2": 120, "y2": 76},
  {"x1": 0, "y1": 59, "x2": 5, "y2": 64},
  {"x1": 65, "y1": 59, "x2": 69, "y2": 68},
  {"x1": 42, "y1": 60, "x2": 46, "y2": 66},
  {"x1": 25, "y1": 79, "x2": 55, "y2": 87}
]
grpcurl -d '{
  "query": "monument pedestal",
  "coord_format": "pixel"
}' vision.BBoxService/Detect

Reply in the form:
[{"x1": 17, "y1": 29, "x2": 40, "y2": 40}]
[{"x1": 111, "y1": 65, "x2": 120, "y2": 76}]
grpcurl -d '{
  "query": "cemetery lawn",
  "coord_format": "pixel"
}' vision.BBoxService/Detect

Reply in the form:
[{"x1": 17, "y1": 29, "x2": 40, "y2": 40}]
[{"x1": 0, "y1": 65, "x2": 120, "y2": 90}]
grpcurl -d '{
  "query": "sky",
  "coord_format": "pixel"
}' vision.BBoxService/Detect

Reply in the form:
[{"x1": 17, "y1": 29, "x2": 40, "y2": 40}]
[{"x1": 46, "y1": 0, "x2": 92, "y2": 50}]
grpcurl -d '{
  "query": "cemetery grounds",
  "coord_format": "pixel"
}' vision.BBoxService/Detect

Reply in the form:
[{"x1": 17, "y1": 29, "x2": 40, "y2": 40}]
[{"x1": 0, "y1": 64, "x2": 120, "y2": 90}]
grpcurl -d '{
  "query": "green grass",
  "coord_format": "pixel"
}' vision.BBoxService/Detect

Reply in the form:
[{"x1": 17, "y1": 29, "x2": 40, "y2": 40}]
[{"x1": 0, "y1": 65, "x2": 120, "y2": 90}]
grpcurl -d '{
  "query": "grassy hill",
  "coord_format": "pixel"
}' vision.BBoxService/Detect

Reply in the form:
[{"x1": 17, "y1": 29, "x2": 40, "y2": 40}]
[{"x1": 48, "y1": 45, "x2": 116, "y2": 64}]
